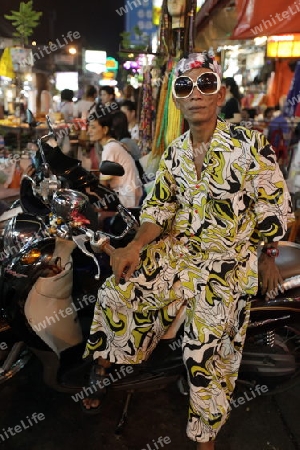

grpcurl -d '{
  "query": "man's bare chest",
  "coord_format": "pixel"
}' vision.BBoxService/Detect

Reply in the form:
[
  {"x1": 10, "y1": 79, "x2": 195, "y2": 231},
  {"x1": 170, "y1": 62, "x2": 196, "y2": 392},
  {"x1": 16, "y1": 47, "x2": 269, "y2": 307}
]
[{"x1": 193, "y1": 150, "x2": 207, "y2": 180}]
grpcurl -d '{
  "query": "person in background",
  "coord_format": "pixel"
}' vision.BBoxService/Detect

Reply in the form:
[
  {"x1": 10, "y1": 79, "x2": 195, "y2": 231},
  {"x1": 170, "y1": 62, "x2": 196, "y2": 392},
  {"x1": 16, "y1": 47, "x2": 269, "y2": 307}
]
[
  {"x1": 121, "y1": 100, "x2": 139, "y2": 141},
  {"x1": 60, "y1": 89, "x2": 74, "y2": 122},
  {"x1": 268, "y1": 98, "x2": 289, "y2": 146},
  {"x1": 111, "y1": 111, "x2": 142, "y2": 161},
  {"x1": 220, "y1": 77, "x2": 241, "y2": 120},
  {"x1": 99, "y1": 86, "x2": 119, "y2": 109},
  {"x1": 241, "y1": 108, "x2": 250, "y2": 121},
  {"x1": 252, "y1": 106, "x2": 274, "y2": 135},
  {"x1": 87, "y1": 107, "x2": 143, "y2": 208},
  {"x1": 73, "y1": 85, "x2": 97, "y2": 119},
  {"x1": 122, "y1": 84, "x2": 136, "y2": 102},
  {"x1": 112, "y1": 111, "x2": 146, "y2": 189},
  {"x1": 263, "y1": 107, "x2": 275, "y2": 123}
]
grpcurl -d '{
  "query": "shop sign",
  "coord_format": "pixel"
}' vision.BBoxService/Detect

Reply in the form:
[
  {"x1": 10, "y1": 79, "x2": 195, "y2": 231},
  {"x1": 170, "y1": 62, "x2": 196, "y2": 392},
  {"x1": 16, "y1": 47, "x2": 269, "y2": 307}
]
[
  {"x1": 125, "y1": 1, "x2": 157, "y2": 46},
  {"x1": 267, "y1": 34, "x2": 300, "y2": 58},
  {"x1": 102, "y1": 72, "x2": 116, "y2": 80},
  {"x1": 85, "y1": 50, "x2": 107, "y2": 74},
  {"x1": 106, "y1": 57, "x2": 118, "y2": 72}
]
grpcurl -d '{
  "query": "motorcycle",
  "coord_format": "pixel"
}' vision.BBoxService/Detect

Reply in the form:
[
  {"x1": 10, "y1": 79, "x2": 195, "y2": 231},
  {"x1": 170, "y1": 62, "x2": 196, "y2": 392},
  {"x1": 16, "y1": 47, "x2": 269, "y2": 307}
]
[
  {"x1": 0, "y1": 112, "x2": 135, "y2": 386},
  {"x1": 1, "y1": 114, "x2": 300, "y2": 433}
]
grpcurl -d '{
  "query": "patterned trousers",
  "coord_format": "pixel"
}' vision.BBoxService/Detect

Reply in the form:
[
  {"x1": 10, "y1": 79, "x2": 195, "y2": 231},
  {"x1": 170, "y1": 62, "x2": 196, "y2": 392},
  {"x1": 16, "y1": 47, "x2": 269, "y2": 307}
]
[{"x1": 84, "y1": 258, "x2": 251, "y2": 442}]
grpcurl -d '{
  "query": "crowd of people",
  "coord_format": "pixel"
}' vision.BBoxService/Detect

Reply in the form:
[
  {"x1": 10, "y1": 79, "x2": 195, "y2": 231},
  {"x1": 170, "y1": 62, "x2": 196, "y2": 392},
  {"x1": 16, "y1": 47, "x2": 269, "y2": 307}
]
[{"x1": 54, "y1": 83, "x2": 145, "y2": 209}]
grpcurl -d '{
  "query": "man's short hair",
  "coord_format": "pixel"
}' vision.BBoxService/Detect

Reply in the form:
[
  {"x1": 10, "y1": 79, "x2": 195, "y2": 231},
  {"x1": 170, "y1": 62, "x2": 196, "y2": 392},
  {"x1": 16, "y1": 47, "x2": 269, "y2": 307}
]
[
  {"x1": 61, "y1": 89, "x2": 74, "y2": 102},
  {"x1": 100, "y1": 85, "x2": 115, "y2": 96},
  {"x1": 121, "y1": 100, "x2": 136, "y2": 112}
]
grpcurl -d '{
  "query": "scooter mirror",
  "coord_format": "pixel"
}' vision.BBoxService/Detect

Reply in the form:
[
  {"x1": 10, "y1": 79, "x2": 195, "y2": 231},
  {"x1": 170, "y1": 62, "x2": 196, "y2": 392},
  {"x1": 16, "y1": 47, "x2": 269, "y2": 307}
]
[{"x1": 100, "y1": 160, "x2": 125, "y2": 177}]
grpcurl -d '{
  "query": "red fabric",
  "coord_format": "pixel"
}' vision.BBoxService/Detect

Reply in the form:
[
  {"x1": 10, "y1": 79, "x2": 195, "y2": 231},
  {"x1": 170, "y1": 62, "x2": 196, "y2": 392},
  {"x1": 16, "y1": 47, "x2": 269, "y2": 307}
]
[
  {"x1": 266, "y1": 60, "x2": 294, "y2": 107},
  {"x1": 232, "y1": 0, "x2": 300, "y2": 39}
]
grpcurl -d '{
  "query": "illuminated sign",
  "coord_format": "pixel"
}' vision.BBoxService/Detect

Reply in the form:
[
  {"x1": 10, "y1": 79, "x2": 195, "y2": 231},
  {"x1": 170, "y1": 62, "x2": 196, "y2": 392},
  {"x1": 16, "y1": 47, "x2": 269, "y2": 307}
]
[
  {"x1": 106, "y1": 57, "x2": 119, "y2": 71},
  {"x1": 267, "y1": 34, "x2": 300, "y2": 57},
  {"x1": 102, "y1": 72, "x2": 115, "y2": 79},
  {"x1": 55, "y1": 72, "x2": 78, "y2": 91},
  {"x1": 84, "y1": 50, "x2": 107, "y2": 74}
]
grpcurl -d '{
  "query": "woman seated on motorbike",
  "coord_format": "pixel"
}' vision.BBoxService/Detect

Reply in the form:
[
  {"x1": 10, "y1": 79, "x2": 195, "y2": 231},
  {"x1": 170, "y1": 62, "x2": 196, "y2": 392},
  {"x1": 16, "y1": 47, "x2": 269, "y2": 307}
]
[{"x1": 87, "y1": 107, "x2": 143, "y2": 209}]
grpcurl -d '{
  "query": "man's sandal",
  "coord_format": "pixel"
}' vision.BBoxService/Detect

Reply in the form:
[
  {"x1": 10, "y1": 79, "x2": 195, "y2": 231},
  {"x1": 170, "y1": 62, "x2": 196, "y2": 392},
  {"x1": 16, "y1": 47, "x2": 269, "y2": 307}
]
[{"x1": 80, "y1": 363, "x2": 113, "y2": 416}]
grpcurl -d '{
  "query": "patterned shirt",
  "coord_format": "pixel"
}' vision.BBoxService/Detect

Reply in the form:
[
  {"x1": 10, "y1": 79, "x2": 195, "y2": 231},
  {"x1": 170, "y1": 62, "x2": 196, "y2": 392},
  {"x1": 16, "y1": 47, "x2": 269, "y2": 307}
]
[{"x1": 140, "y1": 119, "x2": 293, "y2": 297}]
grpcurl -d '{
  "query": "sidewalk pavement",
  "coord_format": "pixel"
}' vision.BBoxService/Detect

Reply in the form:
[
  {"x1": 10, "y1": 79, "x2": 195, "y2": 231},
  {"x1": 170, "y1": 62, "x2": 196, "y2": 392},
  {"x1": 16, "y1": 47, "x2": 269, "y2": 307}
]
[{"x1": 0, "y1": 356, "x2": 300, "y2": 450}]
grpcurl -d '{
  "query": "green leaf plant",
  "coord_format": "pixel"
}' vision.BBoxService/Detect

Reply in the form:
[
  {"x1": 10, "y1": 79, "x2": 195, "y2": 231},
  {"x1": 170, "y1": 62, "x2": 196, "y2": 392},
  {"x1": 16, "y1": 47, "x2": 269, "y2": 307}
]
[{"x1": 4, "y1": 0, "x2": 42, "y2": 46}]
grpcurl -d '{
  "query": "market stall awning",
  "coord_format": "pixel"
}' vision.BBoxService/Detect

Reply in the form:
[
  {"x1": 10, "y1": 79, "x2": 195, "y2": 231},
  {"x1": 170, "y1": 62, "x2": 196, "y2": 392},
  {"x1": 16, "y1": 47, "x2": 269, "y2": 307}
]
[{"x1": 232, "y1": 0, "x2": 300, "y2": 39}]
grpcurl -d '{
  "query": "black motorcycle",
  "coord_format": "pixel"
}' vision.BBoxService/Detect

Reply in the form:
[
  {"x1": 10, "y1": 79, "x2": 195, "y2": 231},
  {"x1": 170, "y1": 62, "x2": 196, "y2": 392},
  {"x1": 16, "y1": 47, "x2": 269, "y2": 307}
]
[{"x1": 0, "y1": 112, "x2": 134, "y2": 387}]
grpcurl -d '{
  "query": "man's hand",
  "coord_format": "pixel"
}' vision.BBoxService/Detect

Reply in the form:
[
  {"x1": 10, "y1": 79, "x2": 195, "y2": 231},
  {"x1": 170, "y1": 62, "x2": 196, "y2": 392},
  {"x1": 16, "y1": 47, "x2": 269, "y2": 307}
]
[
  {"x1": 258, "y1": 253, "x2": 284, "y2": 300},
  {"x1": 110, "y1": 241, "x2": 142, "y2": 284},
  {"x1": 108, "y1": 221, "x2": 162, "y2": 284}
]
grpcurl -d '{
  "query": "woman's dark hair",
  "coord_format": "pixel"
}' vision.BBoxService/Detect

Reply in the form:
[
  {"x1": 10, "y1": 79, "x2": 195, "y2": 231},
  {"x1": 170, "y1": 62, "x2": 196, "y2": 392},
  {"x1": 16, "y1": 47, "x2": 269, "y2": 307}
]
[
  {"x1": 224, "y1": 77, "x2": 242, "y2": 103},
  {"x1": 111, "y1": 111, "x2": 131, "y2": 140},
  {"x1": 61, "y1": 89, "x2": 74, "y2": 102},
  {"x1": 123, "y1": 85, "x2": 135, "y2": 100},
  {"x1": 88, "y1": 105, "x2": 115, "y2": 132},
  {"x1": 263, "y1": 107, "x2": 275, "y2": 119},
  {"x1": 85, "y1": 85, "x2": 97, "y2": 98}
]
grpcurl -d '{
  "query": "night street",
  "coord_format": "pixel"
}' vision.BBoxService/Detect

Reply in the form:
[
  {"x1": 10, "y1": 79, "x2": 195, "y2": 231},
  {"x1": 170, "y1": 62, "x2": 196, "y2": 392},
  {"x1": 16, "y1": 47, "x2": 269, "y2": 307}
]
[
  {"x1": 1, "y1": 0, "x2": 300, "y2": 449},
  {"x1": 1, "y1": 354, "x2": 300, "y2": 450}
]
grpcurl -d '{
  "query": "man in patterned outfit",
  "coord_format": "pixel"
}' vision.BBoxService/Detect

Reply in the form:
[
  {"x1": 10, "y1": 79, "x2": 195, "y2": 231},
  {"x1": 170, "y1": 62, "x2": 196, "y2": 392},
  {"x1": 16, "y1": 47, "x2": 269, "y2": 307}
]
[{"x1": 83, "y1": 52, "x2": 293, "y2": 449}]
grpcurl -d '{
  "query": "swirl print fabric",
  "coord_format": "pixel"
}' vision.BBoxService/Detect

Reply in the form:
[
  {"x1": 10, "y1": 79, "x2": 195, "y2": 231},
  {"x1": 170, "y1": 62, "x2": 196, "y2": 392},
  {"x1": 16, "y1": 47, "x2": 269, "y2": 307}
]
[{"x1": 84, "y1": 119, "x2": 293, "y2": 442}]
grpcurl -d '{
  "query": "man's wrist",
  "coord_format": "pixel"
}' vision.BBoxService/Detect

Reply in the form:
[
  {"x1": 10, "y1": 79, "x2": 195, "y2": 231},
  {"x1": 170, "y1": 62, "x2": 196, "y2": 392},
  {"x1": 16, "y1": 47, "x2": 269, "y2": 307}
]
[
  {"x1": 128, "y1": 239, "x2": 143, "y2": 253},
  {"x1": 261, "y1": 242, "x2": 279, "y2": 257}
]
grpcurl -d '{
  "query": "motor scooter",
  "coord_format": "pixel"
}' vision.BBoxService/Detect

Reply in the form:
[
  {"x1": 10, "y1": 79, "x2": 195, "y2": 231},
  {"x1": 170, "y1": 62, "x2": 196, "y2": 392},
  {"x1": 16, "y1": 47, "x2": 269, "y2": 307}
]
[{"x1": 0, "y1": 112, "x2": 132, "y2": 385}]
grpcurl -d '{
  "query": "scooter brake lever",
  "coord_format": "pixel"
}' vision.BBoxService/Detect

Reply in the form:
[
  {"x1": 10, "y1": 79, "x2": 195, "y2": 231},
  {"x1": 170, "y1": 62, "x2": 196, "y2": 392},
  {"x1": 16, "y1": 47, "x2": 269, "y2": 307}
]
[{"x1": 72, "y1": 233, "x2": 101, "y2": 280}]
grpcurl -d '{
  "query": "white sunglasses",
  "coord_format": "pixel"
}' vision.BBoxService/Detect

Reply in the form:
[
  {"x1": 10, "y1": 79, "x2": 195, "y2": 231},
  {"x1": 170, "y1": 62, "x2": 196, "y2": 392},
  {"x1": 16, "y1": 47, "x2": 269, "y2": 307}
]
[{"x1": 172, "y1": 72, "x2": 221, "y2": 98}]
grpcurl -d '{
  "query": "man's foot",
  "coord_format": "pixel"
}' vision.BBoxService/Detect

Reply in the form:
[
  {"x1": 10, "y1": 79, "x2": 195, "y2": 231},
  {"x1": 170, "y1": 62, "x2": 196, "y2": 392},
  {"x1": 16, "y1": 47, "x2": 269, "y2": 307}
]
[
  {"x1": 80, "y1": 359, "x2": 112, "y2": 415},
  {"x1": 80, "y1": 397, "x2": 102, "y2": 415}
]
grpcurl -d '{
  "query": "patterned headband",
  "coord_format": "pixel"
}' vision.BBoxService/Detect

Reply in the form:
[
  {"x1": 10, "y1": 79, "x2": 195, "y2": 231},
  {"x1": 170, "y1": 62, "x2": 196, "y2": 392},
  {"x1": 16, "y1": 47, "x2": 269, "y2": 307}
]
[{"x1": 174, "y1": 51, "x2": 222, "y2": 78}]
